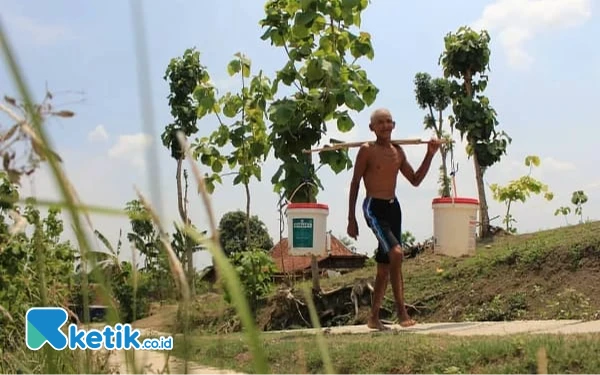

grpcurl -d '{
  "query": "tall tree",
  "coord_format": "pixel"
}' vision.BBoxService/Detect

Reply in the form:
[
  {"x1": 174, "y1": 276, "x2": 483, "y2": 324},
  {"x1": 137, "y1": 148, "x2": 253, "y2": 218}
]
[
  {"x1": 192, "y1": 52, "x2": 273, "y2": 251},
  {"x1": 259, "y1": 0, "x2": 379, "y2": 203},
  {"x1": 217, "y1": 210, "x2": 274, "y2": 257},
  {"x1": 439, "y1": 26, "x2": 511, "y2": 238},
  {"x1": 124, "y1": 199, "x2": 161, "y2": 271},
  {"x1": 124, "y1": 199, "x2": 177, "y2": 302},
  {"x1": 161, "y1": 48, "x2": 209, "y2": 294},
  {"x1": 414, "y1": 72, "x2": 453, "y2": 197}
]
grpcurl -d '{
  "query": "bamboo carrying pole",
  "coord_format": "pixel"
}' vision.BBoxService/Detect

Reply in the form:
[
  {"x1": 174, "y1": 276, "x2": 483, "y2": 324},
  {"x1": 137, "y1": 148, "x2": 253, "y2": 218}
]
[{"x1": 302, "y1": 138, "x2": 452, "y2": 154}]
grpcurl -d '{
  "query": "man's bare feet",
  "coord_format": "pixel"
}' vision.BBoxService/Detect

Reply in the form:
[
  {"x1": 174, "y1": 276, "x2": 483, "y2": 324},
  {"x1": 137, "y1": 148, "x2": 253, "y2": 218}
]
[
  {"x1": 399, "y1": 317, "x2": 417, "y2": 327},
  {"x1": 367, "y1": 317, "x2": 391, "y2": 331},
  {"x1": 398, "y1": 307, "x2": 417, "y2": 327}
]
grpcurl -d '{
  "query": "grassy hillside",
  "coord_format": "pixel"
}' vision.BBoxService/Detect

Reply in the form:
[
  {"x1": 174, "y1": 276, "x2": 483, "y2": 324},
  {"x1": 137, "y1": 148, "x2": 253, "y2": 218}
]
[
  {"x1": 154, "y1": 221, "x2": 600, "y2": 374},
  {"x1": 138, "y1": 221, "x2": 600, "y2": 334},
  {"x1": 311, "y1": 221, "x2": 600, "y2": 324}
]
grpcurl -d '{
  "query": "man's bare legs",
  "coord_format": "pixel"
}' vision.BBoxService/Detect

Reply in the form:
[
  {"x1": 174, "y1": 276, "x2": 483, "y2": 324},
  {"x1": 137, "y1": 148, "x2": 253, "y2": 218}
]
[
  {"x1": 368, "y1": 263, "x2": 389, "y2": 330},
  {"x1": 389, "y1": 245, "x2": 416, "y2": 327}
]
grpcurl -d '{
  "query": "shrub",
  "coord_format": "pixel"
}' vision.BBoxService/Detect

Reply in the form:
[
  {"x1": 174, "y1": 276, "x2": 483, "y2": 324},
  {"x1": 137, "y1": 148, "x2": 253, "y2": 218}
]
[{"x1": 222, "y1": 249, "x2": 277, "y2": 312}]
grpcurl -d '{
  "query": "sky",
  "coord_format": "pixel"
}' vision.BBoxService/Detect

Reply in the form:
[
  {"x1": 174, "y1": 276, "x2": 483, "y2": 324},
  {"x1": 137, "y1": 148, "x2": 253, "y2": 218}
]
[{"x1": 1, "y1": 0, "x2": 599, "y2": 270}]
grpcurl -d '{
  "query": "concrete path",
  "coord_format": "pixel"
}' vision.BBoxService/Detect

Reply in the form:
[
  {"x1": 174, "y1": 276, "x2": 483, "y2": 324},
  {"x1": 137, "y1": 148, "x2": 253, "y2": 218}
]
[
  {"x1": 106, "y1": 349, "x2": 242, "y2": 374},
  {"x1": 266, "y1": 319, "x2": 600, "y2": 337},
  {"x1": 101, "y1": 328, "x2": 242, "y2": 374}
]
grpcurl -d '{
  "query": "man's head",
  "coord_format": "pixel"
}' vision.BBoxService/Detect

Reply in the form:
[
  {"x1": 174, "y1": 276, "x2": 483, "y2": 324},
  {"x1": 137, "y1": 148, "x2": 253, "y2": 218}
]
[{"x1": 369, "y1": 108, "x2": 395, "y2": 140}]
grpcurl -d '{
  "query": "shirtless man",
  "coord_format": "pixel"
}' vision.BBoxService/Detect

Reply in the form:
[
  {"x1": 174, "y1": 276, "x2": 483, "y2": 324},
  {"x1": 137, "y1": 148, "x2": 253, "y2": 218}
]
[{"x1": 347, "y1": 108, "x2": 440, "y2": 329}]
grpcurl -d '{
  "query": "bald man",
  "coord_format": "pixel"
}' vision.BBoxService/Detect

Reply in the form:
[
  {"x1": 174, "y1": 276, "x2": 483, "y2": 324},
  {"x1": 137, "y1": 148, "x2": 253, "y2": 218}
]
[{"x1": 347, "y1": 108, "x2": 440, "y2": 329}]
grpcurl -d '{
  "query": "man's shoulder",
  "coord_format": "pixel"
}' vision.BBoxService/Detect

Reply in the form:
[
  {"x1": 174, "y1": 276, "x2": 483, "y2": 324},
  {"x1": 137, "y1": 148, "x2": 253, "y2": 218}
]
[
  {"x1": 358, "y1": 142, "x2": 374, "y2": 153},
  {"x1": 393, "y1": 143, "x2": 406, "y2": 154}
]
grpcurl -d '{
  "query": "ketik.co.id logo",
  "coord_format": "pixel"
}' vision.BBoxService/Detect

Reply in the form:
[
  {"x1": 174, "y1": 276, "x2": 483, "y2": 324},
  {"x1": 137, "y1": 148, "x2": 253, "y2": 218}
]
[{"x1": 26, "y1": 307, "x2": 172, "y2": 351}]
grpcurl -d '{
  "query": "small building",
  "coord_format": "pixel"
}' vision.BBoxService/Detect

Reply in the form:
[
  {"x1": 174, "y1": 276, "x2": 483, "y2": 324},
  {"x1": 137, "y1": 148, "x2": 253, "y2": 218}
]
[{"x1": 269, "y1": 233, "x2": 368, "y2": 282}]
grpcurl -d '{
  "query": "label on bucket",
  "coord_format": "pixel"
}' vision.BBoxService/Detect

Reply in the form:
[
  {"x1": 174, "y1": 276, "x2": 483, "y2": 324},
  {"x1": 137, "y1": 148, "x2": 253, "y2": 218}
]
[{"x1": 292, "y1": 218, "x2": 313, "y2": 248}]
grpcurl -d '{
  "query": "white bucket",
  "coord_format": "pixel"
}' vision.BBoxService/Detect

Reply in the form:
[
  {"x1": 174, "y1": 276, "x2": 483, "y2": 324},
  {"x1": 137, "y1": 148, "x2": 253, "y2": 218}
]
[
  {"x1": 432, "y1": 197, "x2": 479, "y2": 257},
  {"x1": 286, "y1": 203, "x2": 329, "y2": 256}
]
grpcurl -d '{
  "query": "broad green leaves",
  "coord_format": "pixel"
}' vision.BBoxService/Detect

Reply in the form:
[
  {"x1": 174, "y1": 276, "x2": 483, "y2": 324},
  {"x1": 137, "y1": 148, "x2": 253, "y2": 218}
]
[
  {"x1": 413, "y1": 72, "x2": 453, "y2": 197},
  {"x1": 524, "y1": 155, "x2": 541, "y2": 167},
  {"x1": 571, "y1": 190, "x2": 588, "y2": 223},
  {"x1": 259, "y1": 0, "x2": 378, "y2": 202},
  {"x1": 439, "y1": 26, "x2": 511, "y2": 236},
  {"x1": 191, "y1": 52, "x2": 273, "y2": 199},
  {"x1": 439, "y1": 26, "x2": 491, "y2": 81},
  {"x1": 224, "y1": 249, "x2": 277, "y2": 310},
  {"x1": 571, "y1": 190, "x2": 588, "y2": 206},
  {"x1": 336, "y1": 111, "x2": 354, "y2": 132},
  {"x1": 168, "y1": 1, "x2": 379, "y2": 208},
  {"x1": 318, "y1": 149, "x2": 352, "y2": 174},
  {"x1": 161, "y1": 48, "x2": 211, "y2": 160},
  {"x1": 227, "y1": 53, "x2": 251, "y2": 78},
  {"x1": 439, "y1": 26, "x2": 510, "y2": 169},
  {"x1": 490, "y1": 156, "x2": 553, "y2": 233},
  {"x1": 554, "y1": 190, "x2": 589, "y2": 225},
  {"x1": 0, "y1": 179, "x2": 77, "y2": 352}
]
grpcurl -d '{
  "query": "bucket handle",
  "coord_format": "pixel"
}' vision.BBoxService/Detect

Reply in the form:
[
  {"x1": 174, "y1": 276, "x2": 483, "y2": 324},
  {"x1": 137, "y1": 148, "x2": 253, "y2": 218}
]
[{"x1": 284, "y1": 181, "x2": 319, "y2": 212}]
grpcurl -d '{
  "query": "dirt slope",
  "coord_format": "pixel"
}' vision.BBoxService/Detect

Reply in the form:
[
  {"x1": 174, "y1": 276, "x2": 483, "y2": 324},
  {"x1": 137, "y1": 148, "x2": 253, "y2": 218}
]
[{"x1": 135, "y1": 222, "x2": 600, "y2": 333}]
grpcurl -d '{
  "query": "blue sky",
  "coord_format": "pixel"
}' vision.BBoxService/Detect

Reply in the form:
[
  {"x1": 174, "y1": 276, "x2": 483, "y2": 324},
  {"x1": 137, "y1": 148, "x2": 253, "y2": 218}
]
[{"x1": 1, "y1": 0, "x2": 599, "y2": 269}]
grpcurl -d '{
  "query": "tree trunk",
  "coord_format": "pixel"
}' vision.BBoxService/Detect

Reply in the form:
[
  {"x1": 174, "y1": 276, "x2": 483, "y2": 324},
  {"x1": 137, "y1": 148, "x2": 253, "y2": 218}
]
[
  {"x1": 311, "y1": 255, "x2": 320, "y2": 293},
  {"x1": 244, "y1": 182, "x2": 251, "y2": 251},
  {"x1": 473, "y1": 151, "x2": 490, "y2": 239},
  {"x1": 437, "y1": 109, "x2": 450, "y2": 197},
  {"x1": 440, "y1": 147, "x2": 450, "y2": 197},
  {"x1": 176, "y1": 158, "x2": 186, "y2": 223},
  {"x1": 505, "y1": 200, "x2": 512, "y2": 232},
  {"x1": 176, "y1": 158, "x2": 195, "y2": 297}
]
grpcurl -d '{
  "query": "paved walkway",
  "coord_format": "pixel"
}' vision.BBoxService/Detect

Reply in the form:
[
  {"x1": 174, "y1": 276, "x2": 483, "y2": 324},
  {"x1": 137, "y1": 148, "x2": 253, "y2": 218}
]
[
  {"x1": 102, "y1": 320, "x2": 600, "y2": 373},
  {"x1": 266, "y1": 319, "x2": 600, "y2": 337},
  {"x1": 106, "y1": 349, "x2": 243, "y2": 374},
  {"x1": 97, "y1": 328, "x2": 242, "y2": 374}
]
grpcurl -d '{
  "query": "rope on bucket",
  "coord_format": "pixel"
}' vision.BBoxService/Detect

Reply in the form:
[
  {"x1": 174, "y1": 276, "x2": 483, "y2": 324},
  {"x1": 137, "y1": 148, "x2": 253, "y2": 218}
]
[
  {"x1": 448, "y1": 137, "x2": 459, "y2": 203},
  {"x1": 284, "y1": 159, "x2": 319, "y2": 209}
]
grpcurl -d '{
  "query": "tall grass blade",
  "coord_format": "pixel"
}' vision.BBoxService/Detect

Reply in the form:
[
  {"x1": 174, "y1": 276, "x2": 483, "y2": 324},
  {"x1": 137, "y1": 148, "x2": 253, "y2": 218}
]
[
  {"x1": 0, "y1": 21, "x2": 122, "y2": 373},
  {"x1": 135, "y1": 187, "x2": 192, "y2": 374},
  {"x1": 176, "y1": 132, "x2": 269, "y2": 373},
  {"x1": 300, "y1": 285, "x2": 335, "y2": 374},
  {"x1": 129, "y1": 0, "x2": 164, "y2": 220}
]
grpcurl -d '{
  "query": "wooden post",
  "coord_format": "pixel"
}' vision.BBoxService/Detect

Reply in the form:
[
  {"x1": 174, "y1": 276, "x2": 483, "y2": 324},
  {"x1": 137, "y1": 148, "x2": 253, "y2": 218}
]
[{"x1": 311, "y1": 254, "x2": 320, "y2": 293}]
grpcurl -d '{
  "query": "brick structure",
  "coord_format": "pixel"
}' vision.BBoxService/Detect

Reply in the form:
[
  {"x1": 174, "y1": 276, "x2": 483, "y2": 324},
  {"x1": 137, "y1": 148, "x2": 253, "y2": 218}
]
[{"x1": 269, "y1": 234, "x2": 368, "y2": 282}]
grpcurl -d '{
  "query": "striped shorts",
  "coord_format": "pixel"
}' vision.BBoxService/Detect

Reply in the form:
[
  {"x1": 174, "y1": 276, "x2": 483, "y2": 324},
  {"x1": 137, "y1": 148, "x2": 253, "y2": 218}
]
[{"x1": 362, "y1": 196, "x2": 402, "y2": 264}]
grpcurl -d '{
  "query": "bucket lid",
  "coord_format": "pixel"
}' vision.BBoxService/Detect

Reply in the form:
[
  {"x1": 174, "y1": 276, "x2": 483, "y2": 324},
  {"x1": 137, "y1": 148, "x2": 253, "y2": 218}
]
[
  {"x1": 287, "y1": 202, "x2": 329, "y2": 210},
  {"x1": 432, "y1": 197, "x2": 479, "y2": 205}
]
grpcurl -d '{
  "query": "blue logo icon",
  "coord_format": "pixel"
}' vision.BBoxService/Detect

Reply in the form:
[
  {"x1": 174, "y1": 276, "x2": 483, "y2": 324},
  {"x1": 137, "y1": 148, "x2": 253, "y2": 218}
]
[
  {"x1": 25, "y1": 307, "x2": 173, "y2": 351},
  {"x1": 26, "y1": 307, "x2": 69, "y2": 350}
]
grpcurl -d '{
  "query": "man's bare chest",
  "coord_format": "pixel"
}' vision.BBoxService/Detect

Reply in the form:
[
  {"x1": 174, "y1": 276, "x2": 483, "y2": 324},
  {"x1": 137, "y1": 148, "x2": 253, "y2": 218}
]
[{"x1": 367, "y1": 148, "x2": 402, "y2": 172}]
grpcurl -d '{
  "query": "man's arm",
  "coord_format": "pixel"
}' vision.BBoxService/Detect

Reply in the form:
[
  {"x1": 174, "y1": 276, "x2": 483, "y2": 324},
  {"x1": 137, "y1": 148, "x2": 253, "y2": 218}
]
[
  {"x1": 348, "y1": 144, "x2": 369, "y2": 220},
  {"x1": 398, "y1": 146, "x2": 436, "y2": 187}
]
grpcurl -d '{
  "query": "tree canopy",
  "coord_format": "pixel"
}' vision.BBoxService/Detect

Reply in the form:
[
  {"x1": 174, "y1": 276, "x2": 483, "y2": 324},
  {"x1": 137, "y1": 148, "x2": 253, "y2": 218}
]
[{"x1": 218, "y1": 210, "x2": 274, "y2": 256}]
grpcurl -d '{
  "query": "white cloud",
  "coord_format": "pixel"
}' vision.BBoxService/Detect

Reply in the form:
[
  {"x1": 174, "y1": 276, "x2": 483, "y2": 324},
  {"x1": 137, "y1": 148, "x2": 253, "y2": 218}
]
[
  {"x1": 472, "y1": 0, "x2": 592, "y2": 69},
  {"x1": 88, "y1": 125, "x2": 109, "y2": 142},
  {"x1": 1, "y1": 12, "x2": 77, "y2": 46},
  {"x1": 108, "y1": 133, "x2": 152, "y2": 168},
  {"x1": 542, "y1": 157, "x2": 576, "y2": 171}
]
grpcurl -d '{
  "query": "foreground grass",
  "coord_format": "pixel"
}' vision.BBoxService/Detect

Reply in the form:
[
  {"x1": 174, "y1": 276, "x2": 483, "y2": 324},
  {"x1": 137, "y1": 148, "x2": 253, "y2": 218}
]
[{"x1": 172, "y1": 331, "x2": 600, "y2": 374}]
